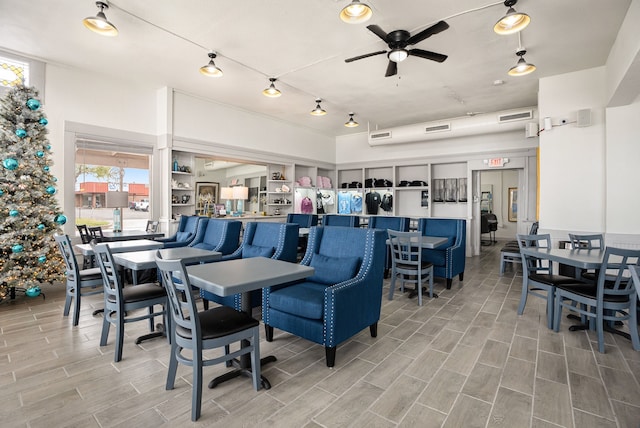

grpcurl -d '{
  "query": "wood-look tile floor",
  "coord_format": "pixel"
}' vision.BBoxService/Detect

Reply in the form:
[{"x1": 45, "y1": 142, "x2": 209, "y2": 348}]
[{"x1": 1, "y1": 243, "x2": 639, "y2": 427}]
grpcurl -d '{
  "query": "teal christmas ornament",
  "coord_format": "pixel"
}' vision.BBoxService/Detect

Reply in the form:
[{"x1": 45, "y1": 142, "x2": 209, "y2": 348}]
[
  {"x1": 9, "y1": 209, "x2": 19, "y2": 217},
  {"x1": 25, "y1": 286, "x2": 41, "y2": 297},
  {"x1": 26, "y1": 98, "x2": 41, "y2": 110},
  {"x1": 45, "y1": 144, "x2": 51, "y2": 150},
  {"x1": 16, "y1": 129, "x2": 27, "y2": 138},
  {"x1": 37, "y1": 223, "x2": 45, "y2": 230},
  {"x1": 36, "y1": 151, "x2": 45, "y2": 158},
  {"x1": 52, "y1": 177, "x2": 58, "y2": 182},
  {"x1": 40, "y1": 118, "x2": 48, "y2": 126},
  {"x1": 46, "y1": 186, "x2": 56, "y2": 195},
  {"x1": 12, "y1": 244, "x2": 24, "y2": 253},
  {"x1": 0, "y1": 189, "x2": 3, "y2": 196},
  {"x1": 43, "y1": 166, "x2": 50, "y2": 172},
  {"x1": 3, "y1": 158, "x2": 18, "y2": 170},
  {"x1": 55, "y1": 214, "x2": 67, "y2": 225},
  {"x1": 38, "y1": 256, "x2": 47, "y2": 263}
]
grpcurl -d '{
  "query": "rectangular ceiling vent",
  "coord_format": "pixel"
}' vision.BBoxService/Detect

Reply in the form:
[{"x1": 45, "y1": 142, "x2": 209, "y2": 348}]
[
  {"x1": 370, "y1": 131, "x2": 392, "y2": 140},
  {"x1": 498, "y1": 110, "x2": 533, "y2": 123},
  {"x1": 424, "y1": 123, "x2": 451, "y2": 133}
]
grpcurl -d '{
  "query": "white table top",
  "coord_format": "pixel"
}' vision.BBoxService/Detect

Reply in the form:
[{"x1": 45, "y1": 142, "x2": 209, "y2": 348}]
[
  {"x1": 100, "y1": 230, "x2": 165, "y2": 242},
  {"x1": 113, "y1": 247, "x2": 221, "y2": 271},
  {"x1": 386, "y1": 235, "x2": 448, "y2": 249},
  {"x1": 181, "y1": 257, "x2": 314, "y2": 298},
  {"x1": 520, "y1": 247, "x2": 604, "y2": 270},
  {"x1": 75, "y1": 239, "x2": 163, "y2": 256}
]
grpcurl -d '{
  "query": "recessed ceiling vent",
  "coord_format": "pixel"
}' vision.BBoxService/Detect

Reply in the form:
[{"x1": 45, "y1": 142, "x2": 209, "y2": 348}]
[
  {"x1": 498, "y1": 110, "x2": 533, "y2": 123},
  {"x1": 368, "y1": 107, "x2": 537, "y2": 146}
]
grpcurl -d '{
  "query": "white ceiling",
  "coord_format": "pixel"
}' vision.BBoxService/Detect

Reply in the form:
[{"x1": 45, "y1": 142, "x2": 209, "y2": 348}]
[{"x1": 0, "y1": 0, "x2": 632, "y2": 138}]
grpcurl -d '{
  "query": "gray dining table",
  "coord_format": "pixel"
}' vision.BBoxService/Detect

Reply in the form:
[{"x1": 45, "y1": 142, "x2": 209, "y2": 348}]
[
  {"x1": 99, "y1": 230, "x2": 165, "y2": 242},
  {"x1": 75, "y1": 239, "x2": 163, "y2": 256},
  {"x1": 177, "y1": 257, "x2": 315, "y2": 389}
]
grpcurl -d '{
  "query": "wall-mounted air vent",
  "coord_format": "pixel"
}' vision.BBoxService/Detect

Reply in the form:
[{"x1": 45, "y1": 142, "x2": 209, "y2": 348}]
[
  {"x1": 369, "y1": 131, "x2": 392, "y2": 140},
  {"x1": 498, "y1": 110, "x2": 533, "y2": 123},
  {"x1": 424, "y1": 123, "x2": 451, "y2": 133}
]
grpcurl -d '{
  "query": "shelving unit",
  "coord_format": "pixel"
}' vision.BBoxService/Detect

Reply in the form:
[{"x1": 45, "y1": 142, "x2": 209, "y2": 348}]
[
  {"x1": 266, "y1": 164, "x2": 293, "y2": 215},
  {"x1": 171, "y1": 151, "x2": 195, "y2": 219}
]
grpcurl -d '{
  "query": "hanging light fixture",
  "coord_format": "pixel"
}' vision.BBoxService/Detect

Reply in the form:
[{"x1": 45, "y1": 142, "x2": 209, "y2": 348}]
[
  {"x1": 339, "y1": 0, "x2": 373, "y2": 24},
  {"x1": 388, "y1": 48, "x2": 409, "y2": 63},
  {"x1": 199, "y1": 52, "x2": 223, "y2": 77},
  {"x1": 310, "y1": 99, "x2": 327, "y2": 116},
  {"x1": 344, "y1": 112, "x2": 359, "y2": 127},
  {"x1": 83, "y1": 1, "x2": 118, "y2": 36},
  {"x1": 262, "y1": 78, "x2": 282, "y2": 97},
  {"x1": 494, "y1": 0, "x2": 530, "y2": 35},
  {"x1": 508, "y1": 48, "x2": 536, "y2": 76}
]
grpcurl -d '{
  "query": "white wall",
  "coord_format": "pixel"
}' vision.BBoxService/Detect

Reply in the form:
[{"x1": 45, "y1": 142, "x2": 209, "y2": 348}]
[{"x1": 538, "y1": 67, "x2": 607, "y2": 235}]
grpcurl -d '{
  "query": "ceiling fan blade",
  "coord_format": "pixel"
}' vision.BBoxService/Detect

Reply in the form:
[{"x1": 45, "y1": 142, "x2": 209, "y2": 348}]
[
  {"x1": 408, "y1": 49, "x2": 448, "y2": 63},
  {"x1": 385, "y1": 61, "x2": 397, "y2": 77},
  {"x1": 366, "y1": 25, "x2": 389, "y2": 42},
  {"x1": 345, "y1": 50, "x2": 387, "y2": 63},
  {"x1": 406, "y1": 20, "x2": 449, "y2": 46}
]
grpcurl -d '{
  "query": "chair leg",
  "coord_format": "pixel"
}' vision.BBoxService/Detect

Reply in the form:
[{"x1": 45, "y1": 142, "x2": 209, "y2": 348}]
[
  {"x1": 250, "y1": 328, "x2": 261, "y2": 391},
  {"x1": 517, "y1": 277, "x2": 528, "y2": 316},
  {"x1": 388, "y1": 268, "x2": 396, "y2": 301},
  {"x1": 192, "y1": 345, "x2": 203, "y2": 421},
  {"x1": 63, "y1": 288, "x2": 72, "y2": 316},
  {"x1": 500, "y1": 254, "x2": 505, "y2": 276},
  {"x1": 446, "y1": 278, "x2": 452, "y2": 289},
  {"x1": 265, "y1": 325, "x2": 274, "y2": 342},
  {"x1": 166, "y1": 342, "x2": 179, "y2": 390},
  {"x1": 325, "y1": 346, "x2": 336, "y2": 367},
  {"x1": 546, "y1": 289, "x2": 555, "y2": 329},
  {"x1": 417, "y1": 272, "x2": 423, "y2": 307},
  {"x1": 428, "y1": 267, "x2": 434, "y2": 298},
  {"x1": 553, "y1": 293, "x2": 562, "y2": 332},
  {"x1": 459, "y1": 272, "x2": 464, "y2": 281},
  {"x1": 100, "y1": 314, "x2": 110, "y2": 346},
  {"x1": 596, "y1": 305, "x2": 605, "y2": 353},
  {"x1": 630, "y1": 298, "x2": 639, "y2": 351},
  {"x1": 369, "y1": 322, "x2": 377, "y2": 337},
  {"x1": 115, "y1": 313, "x2": 125, "y2": 362},
  {"x1": 73, "y1": 290, "x2": 81, "y2": 326},
  {"x1": 202, "y1": 298, "x2": 209, "y2": 310}
]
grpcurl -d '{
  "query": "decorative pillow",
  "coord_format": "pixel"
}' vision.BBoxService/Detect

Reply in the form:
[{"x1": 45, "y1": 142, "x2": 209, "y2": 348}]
[
  {"x1": 242, "y1": 244, "x2": 275, "y2": 259},
  {"x1": 307, "y1": 253, "x2": 360, "y2": 285},
  {"x1": 176, "y1": 231, "x2": 192, "y2": 242}
]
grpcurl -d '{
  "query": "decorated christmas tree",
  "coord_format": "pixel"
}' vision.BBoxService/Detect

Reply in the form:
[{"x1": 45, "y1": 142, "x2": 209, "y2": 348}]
[{"x1": 0, "y1": 85, "x2": 65, "y2": 301}]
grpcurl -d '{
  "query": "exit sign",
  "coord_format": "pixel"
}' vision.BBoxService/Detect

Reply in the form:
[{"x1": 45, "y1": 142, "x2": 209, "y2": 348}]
[{"x1": 487, "y1": 157, "x2": 505, "y2": 168}]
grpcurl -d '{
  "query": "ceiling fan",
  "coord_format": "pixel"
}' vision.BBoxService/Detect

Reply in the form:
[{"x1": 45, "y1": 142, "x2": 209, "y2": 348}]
[{"x1": 345, "y1": 21, "x2": 449, "y2": 77}]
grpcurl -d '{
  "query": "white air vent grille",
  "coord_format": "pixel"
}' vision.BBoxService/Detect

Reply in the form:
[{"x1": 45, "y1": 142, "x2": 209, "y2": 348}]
[
  {"x1": 498, "y1": 110, "x2": 533, "y2": 123},
  {"x1": 425, "y1": 123, "x2": 451, "y2": 133},
  {"x1": 370, "y1": 131, "x2": 392, "y2": 140}
]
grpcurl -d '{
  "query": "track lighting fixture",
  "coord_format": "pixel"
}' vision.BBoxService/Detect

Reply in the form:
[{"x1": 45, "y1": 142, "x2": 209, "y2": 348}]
[
  {"x1": 199, "y1": 52, "x2": 223, "y2": 77},
  {"x1": 344, "y1": 112, "x2": 359, "y2": 128},
  {"x1": 310, "y1": 99, "x2": 327, "y2": 116},
  {"x1": 83, "y1": 1, "x2": 118, "y2": 36},
  {"x1": 262, "y1": 78, "x2": 282, "y2": 98},
  {"x1": 494, "y1": 0, "x2": 530, "y2": 35},
  {"x1": 339, "y1": 0, "x2": 373, "y2": 24},
  {"x1": 508, "y1": 48, "x2": 536, "y2": 76}
]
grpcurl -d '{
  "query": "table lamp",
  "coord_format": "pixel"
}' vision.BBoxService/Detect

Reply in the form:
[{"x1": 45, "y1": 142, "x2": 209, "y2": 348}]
[
  {"x1": 221, "y1": 187, "x2": 233, "y2": 215},
  {"x1": 232, "y1": 186, "x2": 249, "y2": 216},
  {"x1": 106, "y1": 191, "x2": 129, "y2": 232}
]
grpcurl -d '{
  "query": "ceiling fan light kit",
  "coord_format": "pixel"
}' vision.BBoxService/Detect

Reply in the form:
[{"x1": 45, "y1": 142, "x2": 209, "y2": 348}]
[
  {"x1": 344, "y1": 113, "x2": 359, "y2": 127},
  {"x1": 494, "y1": 0, "x2": 530, "y2": 35},
  {"x1": 199, "y1": 52, "x2": 223, "y2": 77},
  {"x1": 339, "y1": 1, "x2": 373, "y2": 24},
  {"x1": 263, "y1": 78, "x2": 282, "y2": 97},
  {"x1": 310, "y1": 99, "x2": 327, "y2": 116},
  {"x1": 83, "y1": 1, "x2": 118, "y2": 36},
  {"x1": 508, "y1": 49, "x2": 536, "y2": 76}
]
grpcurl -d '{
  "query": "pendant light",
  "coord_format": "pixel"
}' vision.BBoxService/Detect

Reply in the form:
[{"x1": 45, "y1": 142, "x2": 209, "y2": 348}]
[
  {"x1": 508, "y1": 49, "x2": 536, "y2": 76},
  {"x1": 339, "y1": 1, "x2": 373, "y2": 24},
  {"x1": 262, "y1": 78, "x2": 282, "y2": 98},
  {"x1": 199, "y1": 52, "x2": 223, "y2": 77},
  {"x1": 494, "y1": 0, "x2": 530, "y2": 35},
  {"x1": 83, "y1": 1, "x2": 118, "y2": 37},
  {"x1": 344, "y1": 112, "x2": 359, "y2": 128},
  {"x1": 310, "y1": 99, "x2": 327, "y2": 116}
]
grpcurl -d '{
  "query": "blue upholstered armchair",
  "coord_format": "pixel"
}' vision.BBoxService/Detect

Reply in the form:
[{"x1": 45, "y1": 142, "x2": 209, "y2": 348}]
[
  {"x1": 262, "y1": 226, "x2": 387, "y2": 367},
  {"x1": 189, "y1": 218, "x2": 241, "y2": 256},
  {"x1": 200, "y1": 222, "x2": 299, "y2": 310},
  {"x1": 287, "y1": 213, "x2": 318, "y2": 227},
  {"x1": 368, "y1": 216, "x2": 410, "y2": 275},
  {"x1": 323, "y1": 214, "x2": 360, "y2": 227},
  {"x1": 156, "y1": 215, "x2": 205, "y2": 248},
  {"x1": 417, "y1": 218, "x2": 466, "y2": 289}
]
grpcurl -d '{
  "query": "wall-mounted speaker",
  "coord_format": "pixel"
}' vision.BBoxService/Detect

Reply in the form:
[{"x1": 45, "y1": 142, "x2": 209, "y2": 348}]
[
  {"x1": 577, "y1": 109, "x2": 591, "y2": 127},
  {"x1": 525, "y1": 122, "x2": 538, "y2": 138}
]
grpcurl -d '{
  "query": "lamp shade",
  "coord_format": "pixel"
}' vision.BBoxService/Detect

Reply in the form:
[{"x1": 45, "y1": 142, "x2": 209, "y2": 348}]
[
  {"x1": 221, "y1": 187, "x2": 234, "y2": 199},
  {"x1": 232, "y1": 186, "x2": 249, "y2": 200},
  {"x1": 105, "y1": 191, "x2": 129, "y2": 208}
]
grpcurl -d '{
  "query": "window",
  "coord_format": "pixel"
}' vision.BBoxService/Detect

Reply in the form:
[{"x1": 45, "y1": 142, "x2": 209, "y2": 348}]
[
  {"x1": 0, "y1": 50, "x2": 45, "y2": 98},
  {"x1": 75, "y1": 140, "x2": 152, "y2": 231}
]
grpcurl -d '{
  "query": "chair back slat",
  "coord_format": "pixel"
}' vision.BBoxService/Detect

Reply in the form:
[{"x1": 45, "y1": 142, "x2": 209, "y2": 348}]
[
  {"x1": 569, "y1": 233, "x2": 604, "y2": 250},
  {"x1": 155, "y1": 255, "x2": 199, "y2": 336},
  {"x1": 598, "y1": 247, "x2": 640, "y2": 298},
  {"x1": 146, "y1": 220, "x2": 159, "y2": 233},
  {"x1": 54, "y1": 234, "x2": 79, "y2": 277},
  {"x1": 76, "y1": 225, "x2": 92, "y2": 244},
  {"x1": 388, "y1": 230, "x2": 422, "y2": 268},
  {"x1": 517, "y1": 233, "x2": 552, "y2": 274},
  {"x1": 630, "y1": 265, "x2": 640, "y2": 301},
  {"x1": 91, "y1": 242, "x2": 123, "y2": 304},
  {"x1": 88, "y1": 226, "x2": 104, "y2": 242}
]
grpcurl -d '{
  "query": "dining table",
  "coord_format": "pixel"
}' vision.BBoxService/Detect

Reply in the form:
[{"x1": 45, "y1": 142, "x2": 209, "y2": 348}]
[
  {"x1": 177, "y1": 257, "x2": 315, "y2": 389},
  {"x1": 75, "y1": 239, "x2": 163, "y2": 256},
  {"x1": 99, "y1": 230, "x2": 165, "y2": 242}
]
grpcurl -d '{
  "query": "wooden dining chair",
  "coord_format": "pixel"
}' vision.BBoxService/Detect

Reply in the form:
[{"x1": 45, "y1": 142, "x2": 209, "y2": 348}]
[
  {"x1": 155, "y1": 255, "x2": 261, "y2": 421},
  {"x1": 146, "y1": 220, "x2": 160, "y2": 233},
  {"x1": 387, "y1": 229, "x2": 434, "y2": 305},
  {"x1": 554, "y1": 247, "x2": 640, "y2": 353},
  {"x1": 76, "y1": 224, "x2": 94, "y2": 268},
  {"x1": 88, "y1": 226, "x2": 104, "y2": 242}
]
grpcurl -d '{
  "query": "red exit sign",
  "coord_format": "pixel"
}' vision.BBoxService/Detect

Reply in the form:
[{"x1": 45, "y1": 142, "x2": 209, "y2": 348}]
[{"x1": 487, "y1": 157, "x2": 505, "y2": 168}]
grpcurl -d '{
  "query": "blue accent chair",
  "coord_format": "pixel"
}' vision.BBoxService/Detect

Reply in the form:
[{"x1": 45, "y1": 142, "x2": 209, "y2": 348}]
[
  {"x1": 189, "y1": 218, "x2": 241, "y2": 256},
  {"x1": 287, "y1": 213, "x2": 318, "y2": 227},
  {"x1": 417, "y1": 218, "x2": 466, "y2": 289},
  {"x1": 263, "y1": 226, "x2": 387, "y2": 367},
  {"x1": 157, "y1": 215, "x2": 206, "y2": 248},
  {"x1": 323, "y1": 214, "x2": 360, "y2": 227},
  {"x1": 200, "y1": 222, "x2": 299, "y2": 310},
  {"x1": 368, "y1": 216, "x2": 411, "y2": 275}
]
